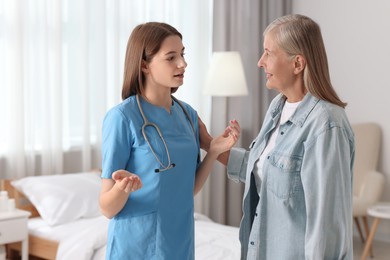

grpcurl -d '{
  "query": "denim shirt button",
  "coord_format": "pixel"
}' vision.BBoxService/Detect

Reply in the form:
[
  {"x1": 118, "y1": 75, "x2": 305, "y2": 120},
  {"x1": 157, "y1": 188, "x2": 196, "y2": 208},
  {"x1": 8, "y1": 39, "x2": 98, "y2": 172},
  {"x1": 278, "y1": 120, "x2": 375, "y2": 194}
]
[
  {"x1": 281, "y1": 131, "x2": 284, "y2": 135},
  {"x1": 250, "y1": 241, "x2": 255, "y2": 245},
  {"x1": 255, "y1": 213, "x2": 258, "y2": 217}
]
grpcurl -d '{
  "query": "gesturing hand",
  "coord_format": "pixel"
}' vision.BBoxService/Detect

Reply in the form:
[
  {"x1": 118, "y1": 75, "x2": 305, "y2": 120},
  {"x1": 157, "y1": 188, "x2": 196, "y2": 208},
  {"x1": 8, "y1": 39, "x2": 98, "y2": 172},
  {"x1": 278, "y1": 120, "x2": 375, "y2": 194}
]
[
  {"x1": 210, "y1": 119, "x2": 241, "y2": 155},
  {"x1": 112, "y1": 170, "x2": 143, "y2": 193}
]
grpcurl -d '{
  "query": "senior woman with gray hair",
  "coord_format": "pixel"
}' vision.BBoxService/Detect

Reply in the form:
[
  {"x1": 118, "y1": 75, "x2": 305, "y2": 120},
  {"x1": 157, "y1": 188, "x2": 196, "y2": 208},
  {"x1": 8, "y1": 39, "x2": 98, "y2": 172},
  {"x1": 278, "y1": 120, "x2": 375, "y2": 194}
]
[{"x1": 200, "y1": 14, "x2": 354, "y2": 259}]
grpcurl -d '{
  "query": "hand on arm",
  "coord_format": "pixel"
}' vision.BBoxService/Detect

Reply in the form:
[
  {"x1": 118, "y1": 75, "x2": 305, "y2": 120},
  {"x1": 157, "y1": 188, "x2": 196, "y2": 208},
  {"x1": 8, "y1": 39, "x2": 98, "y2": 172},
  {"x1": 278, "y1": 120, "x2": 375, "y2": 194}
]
[
  {"x1": 99, "y1": 170, "x2": 142, "y2": 219},
  {"x1": 194, "y1": 119, "x2": 241, "y2": 195}
]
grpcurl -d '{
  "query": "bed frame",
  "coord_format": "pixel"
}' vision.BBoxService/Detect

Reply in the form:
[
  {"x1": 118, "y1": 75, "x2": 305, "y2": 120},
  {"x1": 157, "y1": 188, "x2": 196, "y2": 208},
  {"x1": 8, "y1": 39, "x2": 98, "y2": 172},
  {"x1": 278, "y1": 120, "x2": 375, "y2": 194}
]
[
  {"x1": 1, "y1": 170, "x2": 102, "y2": 259},
  {"x1": 1, "y1": 179, "x2": 59, "y2": 260}
]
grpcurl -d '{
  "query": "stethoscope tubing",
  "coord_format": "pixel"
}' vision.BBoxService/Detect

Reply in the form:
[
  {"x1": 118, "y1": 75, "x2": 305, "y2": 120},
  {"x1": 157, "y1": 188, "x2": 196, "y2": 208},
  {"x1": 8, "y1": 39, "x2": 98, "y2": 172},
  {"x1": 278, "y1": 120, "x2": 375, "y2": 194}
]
[{"x1": 136, "y1": 94, "x2": 195, "y2": 173}]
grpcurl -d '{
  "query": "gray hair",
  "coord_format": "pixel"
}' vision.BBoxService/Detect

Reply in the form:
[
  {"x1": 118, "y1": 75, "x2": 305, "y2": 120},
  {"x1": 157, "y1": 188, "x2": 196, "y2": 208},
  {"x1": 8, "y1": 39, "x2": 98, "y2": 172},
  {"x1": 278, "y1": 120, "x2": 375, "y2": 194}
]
[{"x1": 264, "y1": 14, "x2": 346, "y2": 108}]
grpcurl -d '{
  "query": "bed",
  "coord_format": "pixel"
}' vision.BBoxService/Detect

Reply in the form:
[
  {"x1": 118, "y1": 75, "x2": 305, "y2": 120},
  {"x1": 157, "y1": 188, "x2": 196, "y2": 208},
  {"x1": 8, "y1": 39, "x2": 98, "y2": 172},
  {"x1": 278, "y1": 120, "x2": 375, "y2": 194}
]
[{"x1": 1, "y1": 172, "x2": 240, "y2": 260}]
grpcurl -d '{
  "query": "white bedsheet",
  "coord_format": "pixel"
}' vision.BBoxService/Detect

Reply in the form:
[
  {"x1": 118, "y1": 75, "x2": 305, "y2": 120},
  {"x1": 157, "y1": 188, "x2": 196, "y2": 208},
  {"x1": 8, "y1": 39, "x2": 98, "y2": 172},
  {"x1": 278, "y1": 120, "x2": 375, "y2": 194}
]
[
  {"x1": 28, "y1": 213, "x2": 240, "y2": 260},
  {"x1": 194, "y1": 213, "x2": 240, "y2": 259},
  {"x1": 29, "y1": 216, "x2": 108, "y2": 260}
]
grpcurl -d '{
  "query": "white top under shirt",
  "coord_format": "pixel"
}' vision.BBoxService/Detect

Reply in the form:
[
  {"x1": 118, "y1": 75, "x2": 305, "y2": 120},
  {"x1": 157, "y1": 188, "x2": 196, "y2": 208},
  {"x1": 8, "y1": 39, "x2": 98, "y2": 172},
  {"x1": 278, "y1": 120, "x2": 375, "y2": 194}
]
[{"x1": 254, "y1": 100, "x2": 301, "y2": 188}]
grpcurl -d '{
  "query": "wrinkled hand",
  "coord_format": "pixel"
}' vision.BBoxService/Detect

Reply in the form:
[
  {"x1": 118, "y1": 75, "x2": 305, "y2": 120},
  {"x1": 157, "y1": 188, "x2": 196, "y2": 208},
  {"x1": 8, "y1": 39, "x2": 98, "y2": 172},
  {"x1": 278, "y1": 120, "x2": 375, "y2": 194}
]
[
  {"x1": 112, "y1": 170, "x2": 142, "y2": 193},
  {"x1": 209, "y1": 119, "x2": 241, "y2": 155}
]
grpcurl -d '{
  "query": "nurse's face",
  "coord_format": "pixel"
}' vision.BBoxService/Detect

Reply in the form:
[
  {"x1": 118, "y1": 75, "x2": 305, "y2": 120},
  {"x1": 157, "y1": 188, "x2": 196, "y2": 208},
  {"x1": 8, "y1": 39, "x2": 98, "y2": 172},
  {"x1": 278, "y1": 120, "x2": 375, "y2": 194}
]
[
  {"x1": 143, "y1": 35, "x2": 187, "y2": 92},
  {"x1": 257, "y1": 32, "x2": 296, "y2": 93}
]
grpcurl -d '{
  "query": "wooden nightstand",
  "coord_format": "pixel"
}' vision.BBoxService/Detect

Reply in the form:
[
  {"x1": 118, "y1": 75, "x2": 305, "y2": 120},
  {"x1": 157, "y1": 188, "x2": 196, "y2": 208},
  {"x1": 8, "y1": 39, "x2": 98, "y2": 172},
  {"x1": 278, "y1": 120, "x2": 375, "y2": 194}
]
[{"x1": 0, "y1": 209, "x2": 31, "y2": 260}]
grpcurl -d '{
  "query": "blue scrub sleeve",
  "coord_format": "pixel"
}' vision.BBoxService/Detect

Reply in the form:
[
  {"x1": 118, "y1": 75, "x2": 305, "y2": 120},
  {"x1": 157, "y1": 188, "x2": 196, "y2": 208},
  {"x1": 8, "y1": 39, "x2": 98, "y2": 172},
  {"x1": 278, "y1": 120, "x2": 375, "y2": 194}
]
[{"x1": 101, "y1": 108, "x2": 132, "y2": 179}]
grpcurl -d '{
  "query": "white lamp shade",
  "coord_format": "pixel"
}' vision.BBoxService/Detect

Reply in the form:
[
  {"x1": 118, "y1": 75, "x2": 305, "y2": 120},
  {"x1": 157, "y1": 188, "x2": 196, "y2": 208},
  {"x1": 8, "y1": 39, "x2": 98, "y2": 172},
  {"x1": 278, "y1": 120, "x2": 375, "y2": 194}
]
[{"x1": 203, "y1": 51, "x2": 248, "y2": 96}]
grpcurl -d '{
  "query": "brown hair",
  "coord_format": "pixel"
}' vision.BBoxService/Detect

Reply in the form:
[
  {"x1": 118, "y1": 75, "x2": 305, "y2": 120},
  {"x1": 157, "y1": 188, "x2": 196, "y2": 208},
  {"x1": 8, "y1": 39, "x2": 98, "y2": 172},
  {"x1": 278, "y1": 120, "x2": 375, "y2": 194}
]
[
  {"x1": 121, "y1": 22, "x2": 182, "y2": 100},
  {"x1": 264, "y1": 14, "x2": 347, "y2": 108}
]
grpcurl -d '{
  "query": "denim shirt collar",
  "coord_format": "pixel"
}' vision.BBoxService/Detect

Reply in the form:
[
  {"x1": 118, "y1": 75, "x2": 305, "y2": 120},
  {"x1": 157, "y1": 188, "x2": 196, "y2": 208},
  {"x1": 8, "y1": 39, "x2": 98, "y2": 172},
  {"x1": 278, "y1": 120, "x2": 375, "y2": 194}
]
[{"x1": 270, "y1": 93, "x2": 320, "y2": 127}]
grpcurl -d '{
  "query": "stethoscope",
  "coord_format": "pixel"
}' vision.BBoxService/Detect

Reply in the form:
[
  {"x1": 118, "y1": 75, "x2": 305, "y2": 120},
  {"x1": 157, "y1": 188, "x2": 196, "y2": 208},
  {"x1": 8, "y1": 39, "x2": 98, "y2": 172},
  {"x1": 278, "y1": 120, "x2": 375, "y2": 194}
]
[{"x1": 136, "y1": 94, "x2": 196, "y2": 173}]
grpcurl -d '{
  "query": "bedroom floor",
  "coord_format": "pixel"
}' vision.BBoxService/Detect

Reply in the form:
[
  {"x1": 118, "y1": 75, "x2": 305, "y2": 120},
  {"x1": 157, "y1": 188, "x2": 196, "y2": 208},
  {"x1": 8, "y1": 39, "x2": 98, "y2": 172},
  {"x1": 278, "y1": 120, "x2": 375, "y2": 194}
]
[{"x1": 6, "y1": 238, "x2": 390, "y2": 260}]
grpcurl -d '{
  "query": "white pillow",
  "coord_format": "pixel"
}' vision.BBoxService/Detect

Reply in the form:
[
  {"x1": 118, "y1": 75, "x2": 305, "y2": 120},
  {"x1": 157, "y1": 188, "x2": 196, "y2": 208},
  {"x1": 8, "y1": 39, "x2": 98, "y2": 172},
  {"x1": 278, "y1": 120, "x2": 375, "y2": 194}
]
[{"x1": 11, "y1": 172, "x2": 102, "y2": 226}]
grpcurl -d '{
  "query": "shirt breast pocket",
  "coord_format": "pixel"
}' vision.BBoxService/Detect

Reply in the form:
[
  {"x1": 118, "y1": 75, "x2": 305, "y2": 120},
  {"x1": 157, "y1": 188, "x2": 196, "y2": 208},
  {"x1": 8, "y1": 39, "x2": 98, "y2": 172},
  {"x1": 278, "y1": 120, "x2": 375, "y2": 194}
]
[{"x1": 266, "y1": 152, "x2": 302, "y2": 200}]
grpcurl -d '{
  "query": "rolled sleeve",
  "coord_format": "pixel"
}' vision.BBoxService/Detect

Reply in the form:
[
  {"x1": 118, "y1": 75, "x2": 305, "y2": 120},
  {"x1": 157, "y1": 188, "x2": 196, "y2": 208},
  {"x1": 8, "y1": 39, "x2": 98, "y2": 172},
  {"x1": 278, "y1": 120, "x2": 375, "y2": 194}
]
[{"x1": 227, "y1": 147, "x2": 249, "y2": 184}]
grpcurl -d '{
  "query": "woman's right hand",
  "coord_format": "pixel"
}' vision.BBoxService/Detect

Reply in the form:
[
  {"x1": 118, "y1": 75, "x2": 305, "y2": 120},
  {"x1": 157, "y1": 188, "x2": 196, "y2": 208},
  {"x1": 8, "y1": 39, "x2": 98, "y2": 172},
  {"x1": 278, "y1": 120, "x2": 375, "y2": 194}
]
[{"x1": 112, "y1": 170, "x2": 143, "y2": 193}]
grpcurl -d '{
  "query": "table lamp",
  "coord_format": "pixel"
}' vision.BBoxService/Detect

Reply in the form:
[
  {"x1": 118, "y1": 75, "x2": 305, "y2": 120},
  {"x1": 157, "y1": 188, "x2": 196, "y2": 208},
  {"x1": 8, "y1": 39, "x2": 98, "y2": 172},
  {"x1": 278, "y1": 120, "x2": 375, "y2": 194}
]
[{"x1": 203, "y1": 51, "x2": 248, "y2": 97}]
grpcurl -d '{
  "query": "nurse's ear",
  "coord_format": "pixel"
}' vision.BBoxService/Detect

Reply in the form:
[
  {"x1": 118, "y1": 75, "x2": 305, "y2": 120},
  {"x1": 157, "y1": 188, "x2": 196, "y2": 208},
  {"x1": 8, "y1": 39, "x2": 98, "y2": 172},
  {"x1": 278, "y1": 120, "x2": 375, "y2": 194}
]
[
  {"x1": 293, "y1": 55, "x2": 306, "y2": 75},
  {"x1": 141, "y1": 60, "x2": 149, "y2": 74}
]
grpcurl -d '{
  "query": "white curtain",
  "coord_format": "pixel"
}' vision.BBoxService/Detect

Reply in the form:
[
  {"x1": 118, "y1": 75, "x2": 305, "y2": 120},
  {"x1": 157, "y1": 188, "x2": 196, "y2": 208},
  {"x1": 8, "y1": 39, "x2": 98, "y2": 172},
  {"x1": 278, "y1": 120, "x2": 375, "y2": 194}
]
[{"x1": 0, "y1": 0, "x2": 212, "y2": 178}]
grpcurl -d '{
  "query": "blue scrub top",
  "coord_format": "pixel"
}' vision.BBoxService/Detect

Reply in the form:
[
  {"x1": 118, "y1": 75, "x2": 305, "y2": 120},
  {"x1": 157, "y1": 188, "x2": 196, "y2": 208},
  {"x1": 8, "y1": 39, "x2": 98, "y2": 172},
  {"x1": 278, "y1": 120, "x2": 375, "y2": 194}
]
[{"x1": 101, "y1": 95, "x2": 200, "y2": 260}]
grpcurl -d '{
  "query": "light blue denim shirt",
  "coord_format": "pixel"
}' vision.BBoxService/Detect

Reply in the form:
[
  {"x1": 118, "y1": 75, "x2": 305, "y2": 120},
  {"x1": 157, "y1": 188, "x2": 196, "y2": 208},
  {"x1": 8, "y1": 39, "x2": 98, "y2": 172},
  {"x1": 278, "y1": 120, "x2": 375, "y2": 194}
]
[{"x1": 227, "y1": 93, "x2": 355, "y2": 260}]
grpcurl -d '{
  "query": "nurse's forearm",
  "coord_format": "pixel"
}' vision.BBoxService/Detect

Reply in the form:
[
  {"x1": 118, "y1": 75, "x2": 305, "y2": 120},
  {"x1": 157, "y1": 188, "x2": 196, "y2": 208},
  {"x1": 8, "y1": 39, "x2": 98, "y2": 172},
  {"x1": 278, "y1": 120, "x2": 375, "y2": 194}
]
[
  {"x1": 99, "y1": 183, "x2": 130, "y2": 219},
  {"x1": 194, "y1": 152, "x2": 219, "y2": 195},
  {"x1": 217, "y1": 151, "x2": 230, "y2": 166}
]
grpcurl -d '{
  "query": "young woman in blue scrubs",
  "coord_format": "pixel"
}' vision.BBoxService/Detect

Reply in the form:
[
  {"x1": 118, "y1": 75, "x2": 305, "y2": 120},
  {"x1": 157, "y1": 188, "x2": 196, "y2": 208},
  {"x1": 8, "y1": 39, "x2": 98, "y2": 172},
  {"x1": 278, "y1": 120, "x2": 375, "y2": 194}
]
[
  {"x1": 99, "y1": 22, "x2": 240, "y2": 260},
  {"x1": 200, "y1": 14, "x2": 355, "y2": 259}
]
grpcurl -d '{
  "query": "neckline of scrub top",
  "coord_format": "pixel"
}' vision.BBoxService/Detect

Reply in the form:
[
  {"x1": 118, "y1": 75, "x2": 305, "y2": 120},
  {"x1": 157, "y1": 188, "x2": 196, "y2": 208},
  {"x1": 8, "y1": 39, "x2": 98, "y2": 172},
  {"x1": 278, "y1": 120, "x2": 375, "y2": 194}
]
[{"x1": 139, "y1": 95, "x2": 175, "y2": 115}]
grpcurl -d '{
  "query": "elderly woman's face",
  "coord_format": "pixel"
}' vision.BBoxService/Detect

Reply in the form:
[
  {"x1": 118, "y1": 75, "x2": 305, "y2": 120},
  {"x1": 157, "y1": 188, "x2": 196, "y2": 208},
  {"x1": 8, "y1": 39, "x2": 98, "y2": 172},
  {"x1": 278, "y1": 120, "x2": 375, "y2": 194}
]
[{"x1": 257, "y1": 32, "x2": 297, "y2": 94}]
